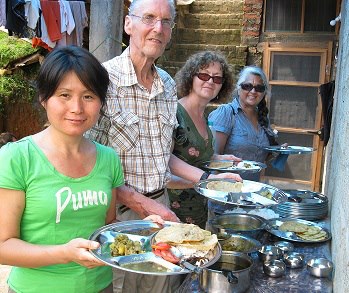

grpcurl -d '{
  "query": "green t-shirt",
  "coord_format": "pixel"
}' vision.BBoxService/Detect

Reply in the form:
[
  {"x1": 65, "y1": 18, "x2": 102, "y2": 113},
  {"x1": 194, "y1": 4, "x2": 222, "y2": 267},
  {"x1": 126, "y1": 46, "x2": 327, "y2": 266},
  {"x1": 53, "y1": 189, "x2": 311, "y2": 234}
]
[{"x1": 0, "y1": 136, "x2": 124, "y2": 293}]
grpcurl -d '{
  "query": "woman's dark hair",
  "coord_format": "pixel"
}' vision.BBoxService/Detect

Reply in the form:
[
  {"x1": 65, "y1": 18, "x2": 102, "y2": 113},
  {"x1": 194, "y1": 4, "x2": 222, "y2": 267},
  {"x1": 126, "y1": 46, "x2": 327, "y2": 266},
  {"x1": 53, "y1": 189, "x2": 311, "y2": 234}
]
[
  {"x1": 175, "y1": 51, "x2": 233, "y2": 101},
  {"x1": 36, "y1": 46, "x2": 109, "y2": 107},
  {"x1": 236, "y1": 66, "x2": 270, "y2": 128}
]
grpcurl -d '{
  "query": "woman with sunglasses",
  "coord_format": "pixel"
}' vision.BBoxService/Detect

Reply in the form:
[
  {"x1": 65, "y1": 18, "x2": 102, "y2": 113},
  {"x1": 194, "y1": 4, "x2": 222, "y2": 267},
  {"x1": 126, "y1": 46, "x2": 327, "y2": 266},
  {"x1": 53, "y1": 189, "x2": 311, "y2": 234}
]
[
  {"x1": 208, "y1": 65, "x2": 278, "y2": 182},
  {"x1": 168, "y1": 51, "x2": 242, "y2": 229}
]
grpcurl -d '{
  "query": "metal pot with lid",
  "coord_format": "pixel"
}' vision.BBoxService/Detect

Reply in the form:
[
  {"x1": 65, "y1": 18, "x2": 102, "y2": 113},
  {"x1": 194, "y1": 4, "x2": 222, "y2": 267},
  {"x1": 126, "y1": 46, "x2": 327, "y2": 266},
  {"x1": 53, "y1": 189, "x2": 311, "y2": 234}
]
[{"x1": 199, "y1": 251, "x2": 253, "y2": 293}]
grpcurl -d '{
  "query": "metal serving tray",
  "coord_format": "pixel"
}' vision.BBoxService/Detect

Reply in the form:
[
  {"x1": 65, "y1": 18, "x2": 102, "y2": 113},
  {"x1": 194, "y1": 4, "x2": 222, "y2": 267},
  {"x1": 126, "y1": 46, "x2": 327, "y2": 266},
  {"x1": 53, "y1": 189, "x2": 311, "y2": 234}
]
[
  {"x1": 194, "y1": 179, "x2": 287, "y2": 208},
  {"x1": 202, "y1": 160, "x2": 267, "y2": 174},
  {"x1": 265, "y1": 218, "x2": 331, "y2": 243},
  {"x1": 89, "y1": 221, "x2": 222, "y2": 275},
  {"x1": 263, "y1": 145, "x2": 314, "y2": 155}
]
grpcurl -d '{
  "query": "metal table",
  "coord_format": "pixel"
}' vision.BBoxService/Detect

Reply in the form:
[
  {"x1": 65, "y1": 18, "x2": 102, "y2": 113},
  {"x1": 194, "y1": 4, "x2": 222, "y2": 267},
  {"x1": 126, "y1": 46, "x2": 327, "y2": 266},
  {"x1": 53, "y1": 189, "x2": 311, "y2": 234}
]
[{"x1": 176, "y1": 220, "x2": 332, "y2": 293}]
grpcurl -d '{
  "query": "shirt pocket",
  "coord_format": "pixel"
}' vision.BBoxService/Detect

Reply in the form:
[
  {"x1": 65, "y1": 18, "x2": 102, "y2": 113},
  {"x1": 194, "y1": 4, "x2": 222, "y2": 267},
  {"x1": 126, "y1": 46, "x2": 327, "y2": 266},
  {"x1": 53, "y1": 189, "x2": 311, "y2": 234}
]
[
  {"x1": 159, "y1": 113, "x2": 177, "y2": 148},
  {"x1": 110, "y1": 112, "x2": 140, "y2": 152}
]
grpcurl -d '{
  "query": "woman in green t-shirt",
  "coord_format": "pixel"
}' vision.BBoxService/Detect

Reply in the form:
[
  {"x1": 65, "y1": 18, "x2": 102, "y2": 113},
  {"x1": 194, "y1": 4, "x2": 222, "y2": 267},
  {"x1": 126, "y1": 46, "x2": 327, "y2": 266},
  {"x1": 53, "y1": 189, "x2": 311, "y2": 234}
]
[{"x1": 0, "y1": 46, "x2": 163, "y2": 293}]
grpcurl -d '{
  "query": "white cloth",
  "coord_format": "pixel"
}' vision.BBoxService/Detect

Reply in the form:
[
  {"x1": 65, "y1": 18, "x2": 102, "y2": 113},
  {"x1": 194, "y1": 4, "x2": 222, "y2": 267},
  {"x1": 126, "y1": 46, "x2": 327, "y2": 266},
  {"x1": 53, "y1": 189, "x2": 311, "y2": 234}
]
[
  {"x1": 0, "y1": 0, "x2": 6, "y2": 26},
  {"x1": 57, "y1": 0, "x2": 75, "y2": 47},
  {"x1": 24, "y1": 0, "x2": 40, "y2": 29},
  {"x1": 177, "y1": 0, "x2": 195, "y2": 5},
  {"x1": 59, "y1": 0, "x2": 75, "y2": 34}
]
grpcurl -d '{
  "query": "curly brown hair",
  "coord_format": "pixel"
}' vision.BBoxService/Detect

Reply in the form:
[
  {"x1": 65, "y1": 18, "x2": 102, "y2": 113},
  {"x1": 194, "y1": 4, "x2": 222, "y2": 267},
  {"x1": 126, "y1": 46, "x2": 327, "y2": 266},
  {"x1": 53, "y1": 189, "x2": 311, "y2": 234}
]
[{"x1": 175, "y1": 51, "x2": 233, "y2": 101}]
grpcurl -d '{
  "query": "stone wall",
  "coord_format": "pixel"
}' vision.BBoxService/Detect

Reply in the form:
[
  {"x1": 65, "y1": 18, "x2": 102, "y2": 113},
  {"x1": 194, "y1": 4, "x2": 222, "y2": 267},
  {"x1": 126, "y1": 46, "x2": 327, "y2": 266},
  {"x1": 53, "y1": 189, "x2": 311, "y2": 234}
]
[
  {"x1": 157, "y1": 0, "x2": 254, "y2": 79},
  {"x1": 324, "y1": 2, "x2": 349, "y2": 291}
]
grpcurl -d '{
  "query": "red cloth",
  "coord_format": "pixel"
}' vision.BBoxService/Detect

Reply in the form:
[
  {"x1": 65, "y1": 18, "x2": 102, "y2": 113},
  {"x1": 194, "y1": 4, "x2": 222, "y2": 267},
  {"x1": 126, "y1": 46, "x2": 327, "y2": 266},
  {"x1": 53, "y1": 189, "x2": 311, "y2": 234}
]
[
  {"x1": 32, "y1": 37, "x2": 53, "y2": 51},
  {"x1": 40, "y1": 0, "x2": 61, "y2": 42}
]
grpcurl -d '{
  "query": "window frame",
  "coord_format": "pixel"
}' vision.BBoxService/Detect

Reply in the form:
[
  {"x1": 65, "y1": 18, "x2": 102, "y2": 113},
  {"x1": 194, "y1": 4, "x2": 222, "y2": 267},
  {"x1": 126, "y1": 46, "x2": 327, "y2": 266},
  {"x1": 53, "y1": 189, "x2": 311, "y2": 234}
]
[{"x1": 262, "y1": 0, "x2": 341, "y2": 35}]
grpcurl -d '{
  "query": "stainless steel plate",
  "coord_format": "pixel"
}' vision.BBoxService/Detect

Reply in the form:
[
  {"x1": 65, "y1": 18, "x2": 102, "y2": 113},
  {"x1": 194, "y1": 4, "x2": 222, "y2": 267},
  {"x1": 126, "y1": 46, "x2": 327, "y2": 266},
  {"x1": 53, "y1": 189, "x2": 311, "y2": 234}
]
[
  {"x1": 202, "y1": 160, "x2": 267, "y2": 173},
  {"x1": 89, "y1": 221, "x2": 222, "y2": 275},
  {"x1": 194, "y1": 179, "x2": 287, "y2": 208},
  {"x1": 263, "y1": 145, "x2": 314, "y2": 154},
  {"x1": 265, "y1": 218, "x2": 331, "y2": 243},
  {"x1": 273, "y1": 190, "x2": 329, "y2": 221}
]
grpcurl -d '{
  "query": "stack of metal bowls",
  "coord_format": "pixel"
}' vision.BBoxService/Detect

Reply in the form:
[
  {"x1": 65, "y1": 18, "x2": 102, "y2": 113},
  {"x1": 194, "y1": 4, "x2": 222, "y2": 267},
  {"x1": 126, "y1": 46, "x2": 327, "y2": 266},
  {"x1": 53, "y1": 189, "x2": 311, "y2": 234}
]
[{"x1": 273, "y1": 190, "x2": 328, "y2": 220}]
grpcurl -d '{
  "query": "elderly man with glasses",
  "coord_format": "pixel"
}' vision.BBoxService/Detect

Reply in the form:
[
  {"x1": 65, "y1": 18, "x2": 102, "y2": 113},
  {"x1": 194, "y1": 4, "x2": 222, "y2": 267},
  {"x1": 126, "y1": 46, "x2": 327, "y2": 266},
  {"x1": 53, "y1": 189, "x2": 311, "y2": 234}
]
[{"x1": 87, "y1": 0, "x2": 241, "y2": 291}]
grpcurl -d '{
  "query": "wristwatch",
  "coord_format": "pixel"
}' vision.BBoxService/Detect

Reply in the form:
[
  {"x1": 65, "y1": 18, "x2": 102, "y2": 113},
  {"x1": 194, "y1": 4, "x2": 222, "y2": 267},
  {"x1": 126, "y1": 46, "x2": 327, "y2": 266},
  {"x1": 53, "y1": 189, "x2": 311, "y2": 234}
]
[{"x1": 200, "y1": 171, "x2": 211, "y2": 181}]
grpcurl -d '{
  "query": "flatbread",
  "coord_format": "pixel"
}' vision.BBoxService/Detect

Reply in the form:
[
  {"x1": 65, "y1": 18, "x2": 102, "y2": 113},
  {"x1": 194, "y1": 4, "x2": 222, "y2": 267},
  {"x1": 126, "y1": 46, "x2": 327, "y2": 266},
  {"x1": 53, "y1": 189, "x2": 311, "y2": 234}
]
[
  {"x1": 154, "y1": 223, "x2": 206, "y2": 244},
  {"x1": 279, "y1": 221, "x2": 308, "y2": 233},
  {"x1": 208, "y1": 161, "x2": 234, "y2": 169},
  {"x1": 206, "y1": 181, "x2": 243, "y2": 192},
  {"x1": 176, "y1": 234, "x2": 218, "y2": 252},
  {"x1": 279, "y1": 221, "x2": 328, "y2": 241}
]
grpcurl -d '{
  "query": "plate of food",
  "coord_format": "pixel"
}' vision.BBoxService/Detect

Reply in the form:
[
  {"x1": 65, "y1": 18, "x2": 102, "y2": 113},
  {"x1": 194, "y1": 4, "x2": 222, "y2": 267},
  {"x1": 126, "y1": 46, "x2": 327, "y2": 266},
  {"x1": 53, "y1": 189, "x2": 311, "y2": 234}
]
[
  {"x1": 194, "y1": 179, "x2": 287, "y2": 208},
  {"x1": 265, "y1": 218, "x2": 331, "y2": 243},
  {"x1": 202, "y1": 160, "x2": 267, "y2": 173},
  {"x1": 263, "y1": 145, "x2": 314, "y2": 155},
  {"x1": 89, "y1": 221, "x2": 221, "y2": 275}
]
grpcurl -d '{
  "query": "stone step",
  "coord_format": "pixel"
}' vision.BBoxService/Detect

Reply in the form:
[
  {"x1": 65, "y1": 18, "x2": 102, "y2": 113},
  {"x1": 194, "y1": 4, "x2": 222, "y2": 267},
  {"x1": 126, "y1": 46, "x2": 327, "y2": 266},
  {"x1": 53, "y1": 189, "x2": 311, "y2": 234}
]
[
  {"x1": 163, "y1": 43, "x2": 247, "y2": 63},
  {"x1": 174, "y1": 28, "x2": 242, "y2": 45},
  {"x1": 180, "y1": 13, "x2": 243, "y2": 29},
  {"x1": 158, "y1": 59, "x2": 245, "y2": 76},
  {"x1": 188, "y1": 0, "x2": 243, "y2": 14}
]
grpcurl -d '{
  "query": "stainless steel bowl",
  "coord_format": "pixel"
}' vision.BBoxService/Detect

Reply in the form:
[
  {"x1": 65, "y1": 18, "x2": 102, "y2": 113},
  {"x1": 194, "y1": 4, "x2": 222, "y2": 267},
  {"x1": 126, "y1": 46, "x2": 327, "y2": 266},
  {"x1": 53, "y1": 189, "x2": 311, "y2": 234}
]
[
  {"x1": 220, "y1": 233, "x2": 262, "y2": 254},
  {"x1": 283, "y1": 252, "x2": 305, "y2": 268},
  {"x1": 274, "y1": 241, "x2": 294, "y2": 254},
  {"x1": 258, "y1": 245, "x2": 283, "y2": 262},
  {"x1": 211, "y1": 213, "x2": 266, "y2": 240},
  {"x1": 307, "y1": 258, "x2": 333, "y2": 278},
  {"x1": 263, "y1": 259, "x2": 286, "y2": 278}
]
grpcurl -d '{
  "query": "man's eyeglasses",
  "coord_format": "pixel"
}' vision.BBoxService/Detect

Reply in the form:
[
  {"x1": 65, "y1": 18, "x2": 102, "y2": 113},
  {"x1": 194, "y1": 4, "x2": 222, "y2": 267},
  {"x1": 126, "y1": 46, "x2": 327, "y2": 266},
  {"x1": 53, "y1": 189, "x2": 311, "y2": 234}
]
[
  {"x1": 240, "y1": 83, "x2": 266, "y2": 93},
  {"x1": 195, "y1": 73, "x2": 224, "y2": 85},
  {"x1": 129, "y1": 14, "x2": 175, "y2": 29}
]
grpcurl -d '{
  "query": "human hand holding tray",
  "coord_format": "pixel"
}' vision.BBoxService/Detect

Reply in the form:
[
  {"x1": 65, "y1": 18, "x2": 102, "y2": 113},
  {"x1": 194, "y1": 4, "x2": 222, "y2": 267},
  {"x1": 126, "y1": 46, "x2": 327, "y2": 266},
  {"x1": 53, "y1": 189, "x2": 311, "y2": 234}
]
[{"x1": 89, "y1": 221, "x2": 221, "y2": 275}]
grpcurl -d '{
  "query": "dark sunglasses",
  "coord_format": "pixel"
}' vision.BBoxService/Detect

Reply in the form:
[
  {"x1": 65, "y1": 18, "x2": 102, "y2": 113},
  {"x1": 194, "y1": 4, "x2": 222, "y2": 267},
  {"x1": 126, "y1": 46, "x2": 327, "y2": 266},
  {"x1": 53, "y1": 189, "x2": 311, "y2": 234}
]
[
  {"x1": 240, "y1": 83, "x2": 266, "y2": 93},
  {"x1": 195, "y1": 73, "x2": 224, "y2": 84}
]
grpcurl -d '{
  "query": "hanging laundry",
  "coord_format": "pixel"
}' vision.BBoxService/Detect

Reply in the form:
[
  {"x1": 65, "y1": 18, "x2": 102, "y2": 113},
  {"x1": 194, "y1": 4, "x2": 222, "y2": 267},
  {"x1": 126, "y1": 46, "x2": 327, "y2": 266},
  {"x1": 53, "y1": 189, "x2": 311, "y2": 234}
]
[
  {"x1": 40, "y1": 0, "x2": 61, "y2": 42},
  {"x1": 0, "y1": 0, "x2": 6, "y2": 27},
  {"x1": 56, "y1": 0, "x2": 75, "y2": 46},
  {"x1": 319, "y1": 81, "x2": 335, "y2": 146},
  {"x1": 5, "y1": 0, "x2": 27, "y2": 36},
  {"x1": 66, "y1": 0, "x2": 87, "y2": 47}
]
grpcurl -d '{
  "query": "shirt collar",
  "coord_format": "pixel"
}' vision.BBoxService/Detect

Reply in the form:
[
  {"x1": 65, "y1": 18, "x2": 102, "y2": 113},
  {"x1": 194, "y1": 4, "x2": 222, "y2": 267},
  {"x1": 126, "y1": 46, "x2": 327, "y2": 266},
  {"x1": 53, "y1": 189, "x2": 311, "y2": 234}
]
[{"x1": 119, "y1": 47, "x2": 165, "y2": 94}]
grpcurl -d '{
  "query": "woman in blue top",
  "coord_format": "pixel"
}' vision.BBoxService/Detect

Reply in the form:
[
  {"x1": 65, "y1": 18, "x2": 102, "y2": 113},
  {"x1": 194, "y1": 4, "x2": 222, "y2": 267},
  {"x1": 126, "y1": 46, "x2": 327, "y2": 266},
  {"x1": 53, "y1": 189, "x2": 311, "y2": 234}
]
[
  {"x1": 209, "y1": 65, "x2": 277, "y2": 182},
  {"x1": 207, "y1": 66, "x2": 278, "y2": 218}
]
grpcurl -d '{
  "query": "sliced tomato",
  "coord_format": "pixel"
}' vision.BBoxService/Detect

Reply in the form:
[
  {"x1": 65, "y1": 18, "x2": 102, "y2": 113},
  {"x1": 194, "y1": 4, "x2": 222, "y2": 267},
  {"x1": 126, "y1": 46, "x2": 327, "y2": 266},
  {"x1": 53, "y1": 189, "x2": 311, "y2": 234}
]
[
  {"x1": 151, "y1": 242, "x2": 172, "y2": 251},
  {"x1": 153, "y1": 248, "x2": 162, "y2": 257},
  {"x1": 159, "y1": 249, "x2": 180, "y2": 264}
]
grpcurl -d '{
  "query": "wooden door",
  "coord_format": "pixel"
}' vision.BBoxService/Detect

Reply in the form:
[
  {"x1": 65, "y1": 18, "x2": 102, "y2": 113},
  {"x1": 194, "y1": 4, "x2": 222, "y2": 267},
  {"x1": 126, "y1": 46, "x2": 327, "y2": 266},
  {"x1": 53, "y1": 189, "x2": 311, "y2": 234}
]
[{"x1": 261, "y1": 44, "x2": 332, "y2": 191}]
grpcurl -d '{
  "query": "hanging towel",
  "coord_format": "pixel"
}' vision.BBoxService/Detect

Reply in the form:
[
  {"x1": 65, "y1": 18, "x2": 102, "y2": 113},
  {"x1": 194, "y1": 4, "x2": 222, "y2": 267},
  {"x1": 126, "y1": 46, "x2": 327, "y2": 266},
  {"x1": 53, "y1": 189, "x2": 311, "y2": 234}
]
[
  {"x1": 319, "y1": 81, "x2": 335, "y2": 146},
  {"x1": 40, "y1": 0, "x2": 61, "y2": 41},
  {"x1": 66, "y1": 1, "x2": 87, "y2": 47},
  {"x1": 5, "y1": 0, "x2": 27, "y2": 35}
]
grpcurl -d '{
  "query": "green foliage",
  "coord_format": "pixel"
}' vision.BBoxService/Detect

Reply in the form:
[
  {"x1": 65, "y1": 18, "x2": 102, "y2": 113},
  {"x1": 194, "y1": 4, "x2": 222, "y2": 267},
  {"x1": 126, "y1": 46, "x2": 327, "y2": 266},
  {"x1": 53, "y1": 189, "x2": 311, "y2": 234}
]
[
  {"x1": 0, "y1": 31, "x2": 40, "y2": 113},
  {"x1": 0, "y1": 31, "x2": 37, "y2": 67}
]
